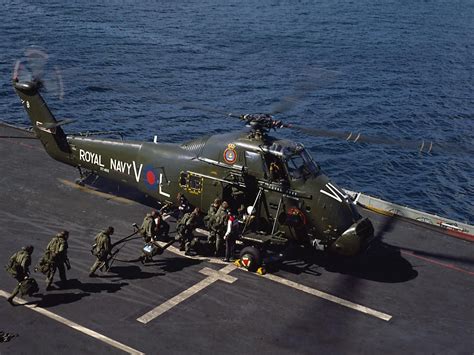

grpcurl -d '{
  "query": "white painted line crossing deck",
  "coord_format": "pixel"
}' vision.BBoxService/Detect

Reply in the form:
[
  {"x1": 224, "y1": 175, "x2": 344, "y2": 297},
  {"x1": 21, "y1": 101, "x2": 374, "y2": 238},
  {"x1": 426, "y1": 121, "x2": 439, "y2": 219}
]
[
  {"x1": 157, "y1": 216, "x2": 391, "y2": 322},
  {"x1": 0, "y1": 290, "x2": 144, "y2": 354},
  {"x1": 260, "y1": 273, "x2": 392, "y2": 321},
  {"x1": 137, "y1": 264, "x2": 237, "y2": 324}
]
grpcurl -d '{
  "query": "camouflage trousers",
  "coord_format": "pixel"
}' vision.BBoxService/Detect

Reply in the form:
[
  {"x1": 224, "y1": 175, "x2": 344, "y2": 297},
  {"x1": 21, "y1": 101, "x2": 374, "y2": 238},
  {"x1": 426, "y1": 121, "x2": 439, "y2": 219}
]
[
  {"x1": 46, "y1": 262, "x2": 67, "y2": 288},
  {"x1": 90, "y1": 257, "x2": 108, "y2": 274}
]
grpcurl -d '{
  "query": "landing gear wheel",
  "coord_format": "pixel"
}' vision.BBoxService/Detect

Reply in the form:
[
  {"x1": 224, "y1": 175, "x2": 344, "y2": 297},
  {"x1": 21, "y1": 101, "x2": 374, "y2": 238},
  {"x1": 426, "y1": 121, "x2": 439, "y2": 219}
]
[
  {"x1": 74, "y1": 178, "x2": 85, "y2": 186},
  {"x1": 239, "y1": 246, "x2": 261, "y2": 272}
]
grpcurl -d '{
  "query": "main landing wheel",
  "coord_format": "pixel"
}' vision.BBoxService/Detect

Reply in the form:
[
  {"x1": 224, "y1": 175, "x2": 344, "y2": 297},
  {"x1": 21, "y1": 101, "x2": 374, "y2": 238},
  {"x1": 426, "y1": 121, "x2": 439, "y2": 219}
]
[{"x1": 239, "y1": 246, "x2": 261, "y2": 272}]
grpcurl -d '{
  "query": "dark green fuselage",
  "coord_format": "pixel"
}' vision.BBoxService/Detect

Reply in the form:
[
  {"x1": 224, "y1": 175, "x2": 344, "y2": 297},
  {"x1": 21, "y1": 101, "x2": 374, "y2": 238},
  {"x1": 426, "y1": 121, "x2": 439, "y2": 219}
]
[{"x1": 14, "y1": 80, "x2": 374, "y2": 256}]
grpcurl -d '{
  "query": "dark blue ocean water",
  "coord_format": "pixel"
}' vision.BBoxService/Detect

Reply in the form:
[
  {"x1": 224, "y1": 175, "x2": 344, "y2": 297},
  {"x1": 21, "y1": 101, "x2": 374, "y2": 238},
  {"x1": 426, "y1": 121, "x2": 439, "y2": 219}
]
[{"x1": 1, "y1": 0, "x2": 473, "y2": 224}]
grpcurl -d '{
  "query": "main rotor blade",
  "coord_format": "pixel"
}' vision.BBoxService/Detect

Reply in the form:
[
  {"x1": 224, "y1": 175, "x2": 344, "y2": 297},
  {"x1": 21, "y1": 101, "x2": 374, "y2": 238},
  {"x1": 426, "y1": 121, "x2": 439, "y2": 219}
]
[{"x1": 288, "y1": 125, "x2": 466, "y2": 154}]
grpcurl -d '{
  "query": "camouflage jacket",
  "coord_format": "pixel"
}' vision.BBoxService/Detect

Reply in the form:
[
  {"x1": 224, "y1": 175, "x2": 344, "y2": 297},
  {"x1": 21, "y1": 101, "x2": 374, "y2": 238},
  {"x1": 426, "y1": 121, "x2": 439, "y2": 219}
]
[
  {"x1": 93, "y1": 231, "x2": 111, "y2": 259},
  {"x1": 46, "y1": 236, "x2": 68, "y2": 262},
  {"x1": 6, "y1": 250, "x2": 31, "y2": 277},
  {"x1": 140, "y1": 214, "x2": 156, "y2": 238}
]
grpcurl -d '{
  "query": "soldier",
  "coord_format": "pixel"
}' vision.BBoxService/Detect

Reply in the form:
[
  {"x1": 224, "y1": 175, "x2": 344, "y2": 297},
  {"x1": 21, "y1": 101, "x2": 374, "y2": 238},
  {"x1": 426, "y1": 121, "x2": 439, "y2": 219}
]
[
  {"x1": 154, "y1": 211, "x2": 170, "y2": 241},
  {"x1": 209, "y1": 201, "x2": 229, "y2": 256},
  {"x1": 44, "y1": 230, "x2": 70, "y2": 290},
  {"x1": 177, "y1": 207, "x2": 201, "y2": 255},
  {"x1": 204, "y1": 198, "x2": 221, "y2": 247},
  {"x1": 5, "y1": 245, "x2": 34, "y2": 304},
  {"x1": 89, "y1": 226, "x2": 114, "y2": 277},
  {"x1": 139, "y1": 210, "x2": 158, "y2": 242},
  {"x1": 204, "y1": 198, "x2": 221, "y2": 229},
  {"x1": 176, "y1": 192, "x2": 192, "y2": 219}
]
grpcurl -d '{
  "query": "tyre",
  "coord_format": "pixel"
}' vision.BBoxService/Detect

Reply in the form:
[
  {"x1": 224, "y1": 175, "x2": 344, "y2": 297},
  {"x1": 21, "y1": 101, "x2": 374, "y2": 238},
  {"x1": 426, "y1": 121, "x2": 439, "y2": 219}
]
[{"x1": 239, "y1": 246, "x2": 261, "y2": 272}]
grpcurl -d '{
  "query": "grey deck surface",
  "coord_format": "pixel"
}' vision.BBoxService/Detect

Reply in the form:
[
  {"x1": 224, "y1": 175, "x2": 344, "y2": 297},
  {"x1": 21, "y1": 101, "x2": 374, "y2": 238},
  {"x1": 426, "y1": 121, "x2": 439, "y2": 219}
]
[{"x1": 1, "y1": 123, "x2": 473, "y2": 354}]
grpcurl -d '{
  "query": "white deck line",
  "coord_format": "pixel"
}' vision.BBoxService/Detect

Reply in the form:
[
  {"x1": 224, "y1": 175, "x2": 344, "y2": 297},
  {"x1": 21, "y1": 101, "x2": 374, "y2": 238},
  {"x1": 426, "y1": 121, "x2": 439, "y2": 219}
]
[
  {"x1": 0, "y1": 290, "x2": 144, "y2": 355},
  {"x1": 137, "y1": 264, "x2": 237, "y2": 324}
]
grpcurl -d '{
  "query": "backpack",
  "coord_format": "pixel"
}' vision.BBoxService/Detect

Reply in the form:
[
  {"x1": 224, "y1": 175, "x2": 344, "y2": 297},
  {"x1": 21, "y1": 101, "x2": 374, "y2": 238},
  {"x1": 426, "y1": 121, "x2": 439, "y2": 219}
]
[
  {"x1": 211, "y1": 210, "x2": 228, "y2": 232},
  {"x1": 19, "y1": 277, "x2": 39, "y2": 296},
  {"x1": 177, "y1": 213, "x2": 191, "y2": 235},
  {"x1": 36, "y1": 251, "x2": 54, "y2": 274},
  {"x1": 92, "y1": 233, "x2": 109, "y2": 259},
  {"x1": 47, "y1": 237, "x2": 63, "y2": 255},
  {"x1": 5, "y1": 252, "x2": 21, "y2": 277}
]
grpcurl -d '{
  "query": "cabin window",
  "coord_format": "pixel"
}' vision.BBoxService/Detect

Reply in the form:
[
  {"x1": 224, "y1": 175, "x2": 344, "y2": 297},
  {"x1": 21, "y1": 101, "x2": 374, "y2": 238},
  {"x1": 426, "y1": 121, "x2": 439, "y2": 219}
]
[
  {"x1": 187, "y1": 174, "x2": 203, "y2": 194},
  {"x1": 179, "y1": 172, "x2": 187, "y2": 187},
  {"x1": 179, "y1": 172, "x2": 203, "y2": 194}
]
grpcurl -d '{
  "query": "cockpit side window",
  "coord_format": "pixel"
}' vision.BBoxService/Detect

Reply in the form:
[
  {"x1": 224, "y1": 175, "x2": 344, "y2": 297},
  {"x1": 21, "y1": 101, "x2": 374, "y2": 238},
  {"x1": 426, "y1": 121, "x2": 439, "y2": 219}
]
[
  {"x1": 264, "y1": 154, "x2": 288, "y2": 182},
  {"x1": 245, "y1": 151, "x2": 266, "y2": 178},
  {"x1": 286, "y1": 150, "x2": 320, "y2": 180}
]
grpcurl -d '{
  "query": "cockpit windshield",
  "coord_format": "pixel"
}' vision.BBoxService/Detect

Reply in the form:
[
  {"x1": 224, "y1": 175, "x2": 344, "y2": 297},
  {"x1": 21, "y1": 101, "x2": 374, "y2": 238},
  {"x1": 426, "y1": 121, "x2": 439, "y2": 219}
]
[{"x1": 285, "y1": 149, "x2": 320, "y2": 180}]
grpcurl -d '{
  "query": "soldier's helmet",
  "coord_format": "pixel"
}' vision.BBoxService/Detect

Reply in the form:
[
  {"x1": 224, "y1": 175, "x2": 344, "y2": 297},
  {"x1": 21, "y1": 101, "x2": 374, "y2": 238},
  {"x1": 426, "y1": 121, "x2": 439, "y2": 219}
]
[
  {"x1": 192, "y1": 207, "x2": 201, "y2": 215},
  {"x1": 221, "y1": 201, "x2": 229, "y2": 209},
  {"x1": 106, "y1": 226, "x2": 114, "y2": 235},
  {"x1": 23, "y1": 245, "x2": 34, "y2": 254},
  {"x1": 60, "y1": 230, "x2": 69, "y2": 239},
  {"x1": 213, "y1": 198, "x2": 221, "y2": 206}
]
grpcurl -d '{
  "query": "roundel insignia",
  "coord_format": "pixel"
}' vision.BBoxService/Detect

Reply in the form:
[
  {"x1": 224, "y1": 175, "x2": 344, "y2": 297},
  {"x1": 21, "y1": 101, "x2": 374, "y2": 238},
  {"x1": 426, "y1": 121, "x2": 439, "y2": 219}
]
[
  {"x1": 287, "y1": 207, "x2": 307, "y2": 225},
  {"x1": 143, "y1": 165, "x2": 158, "y2": 190},
  {"x1": 223, "y1": 147, "x2": 237, "y2": 164},
  {"x1": 241, "y1": 255, "x2": 251, "y2": 268}
]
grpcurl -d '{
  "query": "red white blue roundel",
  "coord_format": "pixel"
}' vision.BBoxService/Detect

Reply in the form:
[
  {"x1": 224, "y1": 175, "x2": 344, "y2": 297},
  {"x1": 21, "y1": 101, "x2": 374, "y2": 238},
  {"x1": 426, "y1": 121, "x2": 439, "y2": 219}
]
[
  {"x1": 143, "y1": 165, "x2": 159, "y2": 190},
  {"x1": 223, "y1": 148, "x2": 237, "y2": 164}
]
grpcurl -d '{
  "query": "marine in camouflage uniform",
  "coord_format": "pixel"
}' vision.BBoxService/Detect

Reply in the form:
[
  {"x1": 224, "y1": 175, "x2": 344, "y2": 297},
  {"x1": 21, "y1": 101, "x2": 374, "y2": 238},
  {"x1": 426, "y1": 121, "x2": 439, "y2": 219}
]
[
  {"x1": 177, "y1": 207, "x2": 201, "y2": 255},
  {"x1": 204, "y1": 199, "x2": 221, "y2": 245},
  {"x1": 140, "y1": 211, "x2": 157, "y2": 242},
  {"x1": 89, "y1": 226, "x2": 114, "y2": 277},
  {"x1": 209, "y1": 201, "x2": 229, "y2": 256},
  {"x1": 5, "y1": 245, "x2": 33, "y2": 304},
  {"x1": 44, "y1": 230, "x2": 70, "y2": 290}
]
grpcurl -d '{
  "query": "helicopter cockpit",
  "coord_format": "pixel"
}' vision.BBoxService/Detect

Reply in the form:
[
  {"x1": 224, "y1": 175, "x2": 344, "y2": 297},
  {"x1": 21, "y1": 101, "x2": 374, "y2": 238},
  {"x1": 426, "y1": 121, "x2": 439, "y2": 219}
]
[{"x1": 263, "y1": 141, "x2": 320, "y2": 182}]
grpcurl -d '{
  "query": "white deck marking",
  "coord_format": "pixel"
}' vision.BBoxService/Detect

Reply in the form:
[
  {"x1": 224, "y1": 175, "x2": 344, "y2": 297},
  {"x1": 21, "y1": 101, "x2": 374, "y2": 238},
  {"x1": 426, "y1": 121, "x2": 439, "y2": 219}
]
[
  {"x1": 137, "y1": 264, "x2": 237, "y2": 324},
  {"x1": 160, "y1": 216, "x2": 392, "y2": 322},
  {"x1": 0, "y1": 290, "x2": 144, "y2": 354},
  {"x1": 260, "y1": 274, "x2": 392, "y2": 321}
]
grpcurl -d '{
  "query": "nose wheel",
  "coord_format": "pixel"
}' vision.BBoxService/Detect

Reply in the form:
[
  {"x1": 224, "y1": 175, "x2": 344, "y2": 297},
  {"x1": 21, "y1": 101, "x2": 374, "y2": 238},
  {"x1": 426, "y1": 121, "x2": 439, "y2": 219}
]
[{"x1": 238, "y1": 246, "x2": 262, "y2": 272}]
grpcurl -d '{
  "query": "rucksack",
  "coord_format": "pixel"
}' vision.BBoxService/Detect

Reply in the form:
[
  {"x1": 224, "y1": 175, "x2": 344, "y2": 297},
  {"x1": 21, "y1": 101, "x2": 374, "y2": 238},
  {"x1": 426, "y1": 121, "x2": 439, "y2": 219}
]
[
  {"x1": 5, "y1": 250, "x2": 29, "y2": 277},
  {"x1": 177, "y1": 213, "x2": 191, "y2": 235},
  {"x1": 92, "y1": 233, "x2": 108, "y2": 259},
  {"x1": 5, "y1": 252, "x2": 21, "y2": 277},
  {"x1": 19, "y1": 277, "x2": 39, "y2": 296},
  {"x1": 35, "y1": 250, "x2": 54, "y2": 274},
  {"x1": 47, "y1": 237, "x2": 63, "y2": 255}
]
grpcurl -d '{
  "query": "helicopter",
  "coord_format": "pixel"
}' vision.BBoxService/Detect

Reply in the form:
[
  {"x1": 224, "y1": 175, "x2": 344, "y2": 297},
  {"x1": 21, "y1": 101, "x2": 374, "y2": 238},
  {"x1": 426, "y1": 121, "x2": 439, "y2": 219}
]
[
  {"x1": 12, "y1": 76, "x2": 376, "y2": 263},
  {"x1": 12, "y1": 50, "x2": 446, "y2": 271}
]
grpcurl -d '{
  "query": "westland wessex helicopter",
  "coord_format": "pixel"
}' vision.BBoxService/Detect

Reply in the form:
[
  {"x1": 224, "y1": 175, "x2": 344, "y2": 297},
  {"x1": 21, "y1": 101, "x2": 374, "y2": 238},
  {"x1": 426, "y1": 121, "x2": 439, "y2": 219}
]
[{"x1": 12, "y1": 51, "x2": 437, "y2": 271}]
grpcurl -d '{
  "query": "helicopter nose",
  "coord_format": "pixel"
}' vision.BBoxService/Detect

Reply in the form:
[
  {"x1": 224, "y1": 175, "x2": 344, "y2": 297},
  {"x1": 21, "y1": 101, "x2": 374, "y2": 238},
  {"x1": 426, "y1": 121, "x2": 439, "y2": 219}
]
[{"x1": 331, "y1": 218, "x2": 375, "y2": 256}]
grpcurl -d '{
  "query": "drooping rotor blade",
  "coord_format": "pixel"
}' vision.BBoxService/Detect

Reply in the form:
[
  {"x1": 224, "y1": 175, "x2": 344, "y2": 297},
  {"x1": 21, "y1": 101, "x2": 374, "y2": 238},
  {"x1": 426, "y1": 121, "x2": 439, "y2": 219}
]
[{"x1": 288, "y1": 124, "x2": 467, "y2": 154}]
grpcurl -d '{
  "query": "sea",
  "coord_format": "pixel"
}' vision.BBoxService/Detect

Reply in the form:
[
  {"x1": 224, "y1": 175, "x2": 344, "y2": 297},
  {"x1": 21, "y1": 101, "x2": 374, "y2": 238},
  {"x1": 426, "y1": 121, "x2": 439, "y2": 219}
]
[{"x1": 0, "y1": 0, "x2": 472, "y2": 224}]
